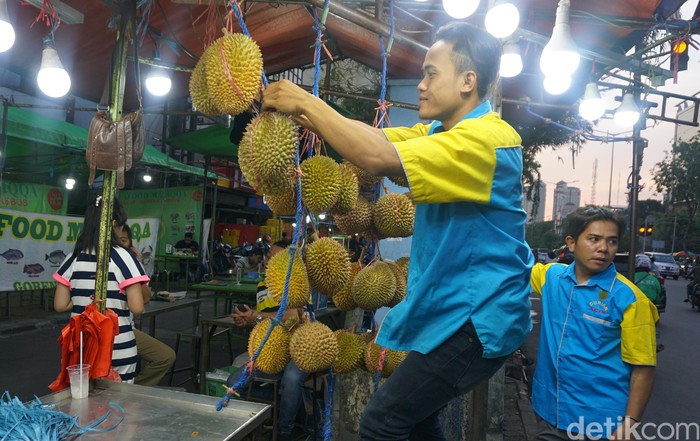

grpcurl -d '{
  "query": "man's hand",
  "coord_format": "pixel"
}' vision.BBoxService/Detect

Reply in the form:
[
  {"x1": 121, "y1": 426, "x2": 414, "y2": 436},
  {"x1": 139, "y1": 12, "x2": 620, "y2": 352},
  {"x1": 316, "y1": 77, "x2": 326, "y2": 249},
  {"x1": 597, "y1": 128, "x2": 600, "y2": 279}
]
[
  {"x1": 230, "y1": 304, "x2": 256, "y2": 327},
  {"x1": 262, "y1": 80, "x2": 318, "y2": 131}
]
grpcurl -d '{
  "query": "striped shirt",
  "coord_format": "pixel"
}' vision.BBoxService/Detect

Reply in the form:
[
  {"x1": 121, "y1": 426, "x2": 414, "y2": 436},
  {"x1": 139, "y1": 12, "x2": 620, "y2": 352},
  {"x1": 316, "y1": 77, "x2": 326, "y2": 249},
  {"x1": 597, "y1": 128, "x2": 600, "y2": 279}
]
[{"x1": 53, "y1": 247, "x2": 149, "y2": 383}]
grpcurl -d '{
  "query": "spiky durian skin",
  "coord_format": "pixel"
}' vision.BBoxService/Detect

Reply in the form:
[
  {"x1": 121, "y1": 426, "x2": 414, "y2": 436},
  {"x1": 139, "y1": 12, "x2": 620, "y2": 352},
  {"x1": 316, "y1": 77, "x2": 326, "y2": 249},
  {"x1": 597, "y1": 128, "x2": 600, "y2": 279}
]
[
  {"x1": 342, "y1": 160, "x2": 380, "y2": 187},
  {"x1": 395, "y1": 256, "x2": 410, "y2": 280},
  {"x1": 248, "y1": 318, "x2": 291, "y2": 374},
  {"x1": 266, "y1": 249, "x2": 311, "y2": 309},
  {"x1": 289, "y1": 321, "x2": 339, "y2": 373},
  {"x1": 238, "y1": 112, "x2": 297, "y2": 195},
  {"x1": 365, "y1": 339, "x2": 409, "y2": 378},
  {"x1": 373, "y1": 193, "x2": 415, "y2": 238},
  {"x1": 205, "y1": 32, "x2": 263, "y2": 116},
  {"x1": 387, "y1": 174, "x2": 409, "y2": 188},
  {"x1": 265, "y1": 191, "x2": 298, "y2": 216},
  {"x1": 305, "y1": 237, "x2": 351, "y2": 296},
  {"x1": 331, "y1": 163, "x2": 359, "y2": 215},
  {"x1": 334, "y1": 196, "x2": 373, "y2": 235},
  {"x1": 190, "y1": 46, "x2": 220, "y2": 116},
  {"x1": 300, "y1": 156, "x2": 341, "y2": 213},
  {"x1": 385, "y1": 259, "x2": 407, "y2": 307},
  {"x1": 333, "y1": 330, "x2": 365, "y2": 374},
  {"x1": 352, "y1": 261, "x2": 396, "y2": 310},
  {"x1": 331, "y1": 262, "x2": 360, "y2": 311}
]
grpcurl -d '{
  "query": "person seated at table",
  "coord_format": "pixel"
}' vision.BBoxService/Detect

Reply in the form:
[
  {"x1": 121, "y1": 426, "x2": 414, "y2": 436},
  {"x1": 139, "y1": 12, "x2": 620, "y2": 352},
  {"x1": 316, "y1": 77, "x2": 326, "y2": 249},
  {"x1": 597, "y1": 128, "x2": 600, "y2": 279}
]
[
  {"x1": 228, "y1": 240, "x2": 309, "y2": 441},
  {"x1": 174, "y1": 232, "x2": 200, "y2": 282},
  {"x1": 235, "y1": 246, "x2": 264, "y2": 275},
  {"x1": 53, "y1": 195, "x2": 146, "y2": 383},
  {"x1": 118, "y1": 224, "x2": 176, "y2": 386}
]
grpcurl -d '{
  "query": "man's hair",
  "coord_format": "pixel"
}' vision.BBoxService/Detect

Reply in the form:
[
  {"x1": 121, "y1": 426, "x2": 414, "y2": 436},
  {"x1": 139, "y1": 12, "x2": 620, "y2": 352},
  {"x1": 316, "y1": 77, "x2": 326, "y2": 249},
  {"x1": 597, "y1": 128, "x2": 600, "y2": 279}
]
[
  {"x1": 435, "y1": 22, "x2": 501, "y2": 100},
  {"x1": 184, "y1": 232, "x2": 194, "y2": 238},
  {"x1": 271, "y1": 240, "x2": 289, "y2": 249},
  {"x1": 564, "y1": 207, "x2": 626, "y2": 241},
  {"x1": 251, "y1": 247, "x2": 265, "y2": 257}
]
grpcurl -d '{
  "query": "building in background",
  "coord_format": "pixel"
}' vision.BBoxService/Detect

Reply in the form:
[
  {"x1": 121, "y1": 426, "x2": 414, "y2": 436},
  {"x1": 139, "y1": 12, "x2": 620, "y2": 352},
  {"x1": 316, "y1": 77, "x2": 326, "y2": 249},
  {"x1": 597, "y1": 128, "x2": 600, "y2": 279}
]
[
  {"x1": 553, "y1": 181, "x2": 581, "y2": 233},
  {"x1": 523, "y1": 181, "x2": 547, "y2": 223}
]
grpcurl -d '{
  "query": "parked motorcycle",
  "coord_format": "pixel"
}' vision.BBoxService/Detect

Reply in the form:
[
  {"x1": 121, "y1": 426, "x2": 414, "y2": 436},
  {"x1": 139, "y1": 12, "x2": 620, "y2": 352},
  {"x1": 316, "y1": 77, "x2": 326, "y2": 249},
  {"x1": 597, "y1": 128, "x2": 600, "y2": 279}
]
[{"x1": 684, "y1": 272, "x2": 700, "y2": 311}]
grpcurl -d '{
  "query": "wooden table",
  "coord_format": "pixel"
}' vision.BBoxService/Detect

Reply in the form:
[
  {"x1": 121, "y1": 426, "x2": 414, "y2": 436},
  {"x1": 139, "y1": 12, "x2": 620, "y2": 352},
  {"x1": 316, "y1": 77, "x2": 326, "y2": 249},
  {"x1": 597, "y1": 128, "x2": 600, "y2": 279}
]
[
  {"x1": 156, "y1": 253, "x2": 199, "y2": 286},
  {"x1": 197, "y1": 307, "x2": 345, "y2": 394},
  {"x1": 135, "y1": 297, "x2": 202, "y2": 337}
]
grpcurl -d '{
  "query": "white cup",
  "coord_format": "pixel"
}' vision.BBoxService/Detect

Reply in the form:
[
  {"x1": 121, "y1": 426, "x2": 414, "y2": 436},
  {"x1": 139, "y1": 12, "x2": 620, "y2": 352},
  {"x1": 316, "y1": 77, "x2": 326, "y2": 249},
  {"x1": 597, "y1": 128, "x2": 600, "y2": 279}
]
[{"x1": 67, "y1": 364, "x2": 90, "y2": 399}]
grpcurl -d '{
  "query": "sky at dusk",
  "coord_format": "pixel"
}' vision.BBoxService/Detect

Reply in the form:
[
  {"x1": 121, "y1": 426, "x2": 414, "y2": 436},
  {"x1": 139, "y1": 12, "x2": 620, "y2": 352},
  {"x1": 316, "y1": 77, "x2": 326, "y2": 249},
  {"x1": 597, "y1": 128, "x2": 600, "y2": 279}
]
[{"x1": 535, "y1": 2, "x2": 700, "y2": 221}]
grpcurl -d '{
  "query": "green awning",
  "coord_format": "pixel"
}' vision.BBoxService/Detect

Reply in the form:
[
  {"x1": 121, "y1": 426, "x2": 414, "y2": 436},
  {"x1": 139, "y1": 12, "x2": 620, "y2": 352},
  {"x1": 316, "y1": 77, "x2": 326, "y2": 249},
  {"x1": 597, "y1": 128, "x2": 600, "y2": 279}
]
[
  {"x1": 0, "y1": 105, "x2": 219, "y2": 181},
  {"x1": 167, "y1": 124, "x2": 238, "y2": 158}
]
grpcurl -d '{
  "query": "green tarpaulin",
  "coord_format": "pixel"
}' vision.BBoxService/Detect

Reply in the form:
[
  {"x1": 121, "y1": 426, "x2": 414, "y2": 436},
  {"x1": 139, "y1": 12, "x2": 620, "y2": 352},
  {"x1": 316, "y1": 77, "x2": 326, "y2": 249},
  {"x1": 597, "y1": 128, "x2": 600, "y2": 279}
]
[{"x1": 0, "y1": 105, "x2": 218, "y2": 183}]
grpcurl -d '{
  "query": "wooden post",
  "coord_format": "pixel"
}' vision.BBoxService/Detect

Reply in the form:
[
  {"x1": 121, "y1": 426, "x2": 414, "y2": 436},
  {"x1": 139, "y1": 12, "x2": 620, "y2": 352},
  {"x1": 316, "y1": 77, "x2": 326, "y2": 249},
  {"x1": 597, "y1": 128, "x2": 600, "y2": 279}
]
[{"x1": 94, "y1": 3, "x2": 133, "y2": 313}]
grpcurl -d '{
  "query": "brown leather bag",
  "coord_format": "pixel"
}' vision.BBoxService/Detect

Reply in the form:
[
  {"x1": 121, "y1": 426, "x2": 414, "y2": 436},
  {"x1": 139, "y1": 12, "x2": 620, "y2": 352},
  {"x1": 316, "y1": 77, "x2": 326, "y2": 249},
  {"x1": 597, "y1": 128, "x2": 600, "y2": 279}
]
[{"x1": 86, "y1": 108, "x2": 145, "y2": 189}]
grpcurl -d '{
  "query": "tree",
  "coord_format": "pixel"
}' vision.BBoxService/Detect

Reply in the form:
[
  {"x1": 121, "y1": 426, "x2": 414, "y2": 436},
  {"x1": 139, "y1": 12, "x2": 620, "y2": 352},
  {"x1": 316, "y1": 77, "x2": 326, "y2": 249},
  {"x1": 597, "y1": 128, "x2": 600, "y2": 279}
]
[{"x1": 652, "y1": 136, "x2": 700, "y2": 251}]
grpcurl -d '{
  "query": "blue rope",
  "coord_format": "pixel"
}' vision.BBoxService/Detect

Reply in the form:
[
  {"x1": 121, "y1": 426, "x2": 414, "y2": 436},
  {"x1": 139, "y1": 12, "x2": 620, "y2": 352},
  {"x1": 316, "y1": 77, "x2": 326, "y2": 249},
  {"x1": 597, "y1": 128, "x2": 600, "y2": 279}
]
[
  {"x1": 376, "y1": 0, "x2": 394, "y2": 129},
  {"x1": 322, "y1": 369, "x2": 335, "y2": 441},
  {"x1": 229, "y1": 1, "x2": 269, "y2": 88},
  {"x1": 0, "y1": 392, "x2": 124, "y2": 440},
  {"x1": 135, "y1": 0, "x2": 154, "y2": 45}
]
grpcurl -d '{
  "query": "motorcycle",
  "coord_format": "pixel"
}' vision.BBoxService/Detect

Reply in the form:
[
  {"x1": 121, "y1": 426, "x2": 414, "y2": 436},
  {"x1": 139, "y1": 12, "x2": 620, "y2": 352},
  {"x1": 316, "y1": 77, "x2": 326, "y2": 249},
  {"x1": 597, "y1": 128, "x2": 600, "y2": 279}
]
[{"x1": 684, "y1": 272, "x2": 700, "y2": 311}]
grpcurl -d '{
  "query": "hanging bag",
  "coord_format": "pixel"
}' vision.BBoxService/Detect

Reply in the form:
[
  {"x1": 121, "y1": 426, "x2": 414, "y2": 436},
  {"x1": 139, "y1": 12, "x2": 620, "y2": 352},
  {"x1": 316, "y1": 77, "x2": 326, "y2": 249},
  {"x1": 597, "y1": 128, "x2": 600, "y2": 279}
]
[{"x1": 86, "y1": 23, "x2": 145, "y2": 189}]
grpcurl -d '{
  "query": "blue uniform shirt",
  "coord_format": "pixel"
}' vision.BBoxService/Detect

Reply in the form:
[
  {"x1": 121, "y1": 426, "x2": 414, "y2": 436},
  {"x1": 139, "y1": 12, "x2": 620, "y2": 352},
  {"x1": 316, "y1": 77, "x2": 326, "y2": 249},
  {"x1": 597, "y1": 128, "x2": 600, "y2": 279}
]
[{"x1": 377, "y1": 101, "x2": 533, "y2": 358}]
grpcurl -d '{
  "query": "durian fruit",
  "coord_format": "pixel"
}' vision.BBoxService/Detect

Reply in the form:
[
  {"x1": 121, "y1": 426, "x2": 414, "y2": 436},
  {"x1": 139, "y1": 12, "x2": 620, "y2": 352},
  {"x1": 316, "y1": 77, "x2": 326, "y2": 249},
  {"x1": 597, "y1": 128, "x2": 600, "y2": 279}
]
[
  {"x1": 385, "y1": 260, "x2": 407, "y2": 307},
  {"x1": 365, "y1": 339, "x2": 408, "y2": 378},
  {"x1": 266, "y1": 248, "x2": 311, "y2": 308},
  {"x1": 352, "y1": 261, "x2": 396, "y2": 310},
  {"x1": 265, "y1": 191, "x2": 298, "y2": 216},
  {"x1": 305, "y1": 237, "x2": 351, "y2": 296},
  {"x1": 189, "y1": 46, "x2": 220, "y2": 116},
  {"x1": 289, "y1": 321, "x2": 339, "y2": 373},
  {"x1": 334, "y1": 196, "x2": 373, "y2": 235},
  {"x1": 300, "y1": 156, "x2": 341, "y2": 213},
  {"x1": 395, "y1": 256, "x2": 410, "y2": 280},
  {"x1": 333, "y1": 330, "x2": 365, "y2": 374},
  {"x1": 331, "y1": 163, "x2": 359, "y2": 215},
  {"x1": 331, "y1": 262, "x2": 360, "y2": 311},
  {"x1": 343, "y1": 160, "x2": 380, "y2": 187},
  {"x1": 387, "y1": 174, "x2": 409, "y2": 188},
  {"x1": 205, "y1": 31, "x2": 263, "y2": 116},
  {"x1": 373, "y1": 193, "x2": 415, "y2": 238},
  {"x1": 248, "y1": 318, "x2": 291, "y2": 374},
  {"x1": 238, "y1": 112, "x2": 298, "y2": 195}
]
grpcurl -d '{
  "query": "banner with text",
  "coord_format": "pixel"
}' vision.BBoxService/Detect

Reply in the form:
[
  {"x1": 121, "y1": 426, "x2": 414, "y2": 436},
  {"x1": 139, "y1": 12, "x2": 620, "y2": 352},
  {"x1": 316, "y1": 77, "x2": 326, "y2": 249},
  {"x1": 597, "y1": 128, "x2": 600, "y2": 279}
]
[
  {"x1": 0, "y1": 209, "x2": 159, "y2": 291},
  {"x1": 120, "y1": 186, "x2": 203, "y2": 256},
  {"x1": 0, "y1": 180, "x2": 68, "y2": 214}
]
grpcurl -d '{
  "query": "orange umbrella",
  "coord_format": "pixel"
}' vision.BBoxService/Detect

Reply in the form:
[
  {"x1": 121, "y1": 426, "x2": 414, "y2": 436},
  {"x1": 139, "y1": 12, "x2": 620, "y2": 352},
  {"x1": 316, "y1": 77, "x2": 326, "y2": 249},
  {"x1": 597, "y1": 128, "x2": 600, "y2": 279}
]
[{"x1": 49, "y1": 303, "x2": 121, "y2": 392}]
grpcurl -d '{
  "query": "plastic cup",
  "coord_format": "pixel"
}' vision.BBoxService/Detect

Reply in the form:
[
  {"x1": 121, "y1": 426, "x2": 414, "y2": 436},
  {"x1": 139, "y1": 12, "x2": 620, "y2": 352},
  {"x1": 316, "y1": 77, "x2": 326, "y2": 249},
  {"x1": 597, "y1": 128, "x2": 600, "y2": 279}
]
[{"x1": 67, "y1": 364, "x2": 90, "y2": 399}]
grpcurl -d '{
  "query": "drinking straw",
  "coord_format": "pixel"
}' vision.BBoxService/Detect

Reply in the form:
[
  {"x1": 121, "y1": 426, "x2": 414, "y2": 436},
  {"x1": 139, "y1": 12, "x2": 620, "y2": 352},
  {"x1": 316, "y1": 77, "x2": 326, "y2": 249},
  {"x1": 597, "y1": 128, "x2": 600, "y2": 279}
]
[{"x1": 80, "y1": 331, "x2": 84, "y2": 397}]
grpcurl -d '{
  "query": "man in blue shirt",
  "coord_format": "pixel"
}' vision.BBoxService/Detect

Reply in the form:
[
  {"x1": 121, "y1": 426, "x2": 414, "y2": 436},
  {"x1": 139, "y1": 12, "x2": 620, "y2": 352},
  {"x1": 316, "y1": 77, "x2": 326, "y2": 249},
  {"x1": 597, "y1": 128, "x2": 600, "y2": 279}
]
[
  {"x1": 530, "y1": 207, "x2": 657, "y2": 440},
  {"x1": 262, "y1": 22, "x2": 532, "y2": 440}
]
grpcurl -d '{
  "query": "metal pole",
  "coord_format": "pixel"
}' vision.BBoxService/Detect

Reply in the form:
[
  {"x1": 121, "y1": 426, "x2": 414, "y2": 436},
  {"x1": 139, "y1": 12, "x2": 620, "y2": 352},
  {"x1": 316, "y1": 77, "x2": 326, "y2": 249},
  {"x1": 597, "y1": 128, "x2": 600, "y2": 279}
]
[
  {"x1": 95, "y1": 3, "x2": 133, "y2": 312},
  {"x1": 627, "y1": 73, "x2": 643, "y2": 281},
  {"x1": 671, "y1": 214, "x2": 677, "y2": 253},
  {"x1": 642, "y1": 218, "x2": 647, "y2": 253}
]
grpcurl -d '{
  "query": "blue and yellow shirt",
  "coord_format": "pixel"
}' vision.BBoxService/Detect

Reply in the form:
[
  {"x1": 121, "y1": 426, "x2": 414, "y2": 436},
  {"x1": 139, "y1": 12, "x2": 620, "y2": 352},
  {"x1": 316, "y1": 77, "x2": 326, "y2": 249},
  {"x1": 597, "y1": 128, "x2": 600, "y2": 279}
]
[
  {"x1": 375, "y1": 101, "x2": 533, "y2": 358},
  {"x1": 530, "y1": 262, "x2": 657, "y2": 436}
]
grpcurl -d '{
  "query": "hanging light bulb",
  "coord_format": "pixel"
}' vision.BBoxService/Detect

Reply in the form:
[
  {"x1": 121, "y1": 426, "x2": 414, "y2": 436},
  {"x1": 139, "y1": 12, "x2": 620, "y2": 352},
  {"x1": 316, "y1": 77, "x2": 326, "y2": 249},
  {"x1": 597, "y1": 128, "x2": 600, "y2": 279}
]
[
  {"x1": 143, "y1": 170, "x2": 152, "y2": 182},
  {"x1": 485, "y1": 1, "x2": 520, "y2": 39},
  {"x1": 318, "y1": 213, "x2": 327, "y2": 220},
  {"x1": 65, "y1": 178, "x2": 75, "y2": 190},
  {"x1": 500, "y1": 41, "x2": 522, "y2": 78},
  {"x1": 578, "y1": 82, "x2": 606, "y2": 121},
  {"x1": 0, "y1": 0, "x2": 15, "y2": 53},
  {"x1": 37, "y1": 36, "x2": 71, "y2": 98},
  {"x1": 614, "y1": 93, "x2": 640, "y2": 128},
  {"x1": 539, "y1": 0, "x2": 580, "y2": 77},
  {"x1": 543, "y1": 75, "x2": 572, "y2": 95},
  {"x1": 443, "y1": 0, "x2": 480, "y2": 19},
  {"x1": 145, "y1": 49, "x2": 171, "y2": 96}
]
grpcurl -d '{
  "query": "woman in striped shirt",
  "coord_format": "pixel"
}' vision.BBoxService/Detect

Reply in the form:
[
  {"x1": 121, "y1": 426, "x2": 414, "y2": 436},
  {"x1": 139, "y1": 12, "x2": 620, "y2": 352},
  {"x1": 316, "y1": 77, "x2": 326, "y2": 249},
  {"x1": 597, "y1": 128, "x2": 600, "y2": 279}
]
[{"x1": 53, "y1": 195, "x2": 147, "y2": 383}]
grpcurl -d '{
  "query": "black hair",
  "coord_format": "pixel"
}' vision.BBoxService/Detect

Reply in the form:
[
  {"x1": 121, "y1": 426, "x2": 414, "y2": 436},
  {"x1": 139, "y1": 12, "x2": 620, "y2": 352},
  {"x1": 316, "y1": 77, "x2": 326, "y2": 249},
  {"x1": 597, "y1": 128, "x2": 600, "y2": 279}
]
[
  {"x1": 73, "y1": 195, "x2": 124, "y2": 256},
  {"x1": 185, "y1": 232, "x2": 194, "y2": 238},
  {"x1": 121, "y1": 223, "x2": 133, "y2": 248},
  {"x1": 251, "y1": 247, "x2": 265, "y2": 257},
  {"x1": 564, "y1": 207, "x2": 626, "y2": 241},
  {"x1": 271, "y1": 240, "x2": 289, "y2": 249},
  {"x1": 434, "y1": 22, "x2": 501, "y2": 100}
]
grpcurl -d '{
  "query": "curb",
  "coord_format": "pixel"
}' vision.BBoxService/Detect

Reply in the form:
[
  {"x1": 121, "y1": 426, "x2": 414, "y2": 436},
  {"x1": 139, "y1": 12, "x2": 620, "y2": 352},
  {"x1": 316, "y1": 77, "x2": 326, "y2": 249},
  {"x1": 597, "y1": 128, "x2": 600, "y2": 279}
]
[{"x1": 0, "y1": 317, "x2": 68, "y2": 336}]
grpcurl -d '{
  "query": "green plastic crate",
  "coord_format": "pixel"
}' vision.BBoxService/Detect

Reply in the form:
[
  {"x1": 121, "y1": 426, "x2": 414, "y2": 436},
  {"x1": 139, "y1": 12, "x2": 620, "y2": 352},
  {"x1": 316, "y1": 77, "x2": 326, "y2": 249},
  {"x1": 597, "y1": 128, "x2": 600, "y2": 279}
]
[{"x1": 205, "y1": 365, "x2": 238, "y2": 397}]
